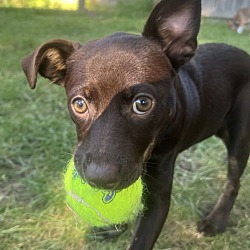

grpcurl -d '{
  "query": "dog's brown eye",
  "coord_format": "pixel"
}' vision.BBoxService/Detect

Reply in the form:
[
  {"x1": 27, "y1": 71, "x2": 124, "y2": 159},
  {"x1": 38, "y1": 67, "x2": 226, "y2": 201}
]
[
  {"x1": 72, "y1": 97, "x2": 88, "y2": 114},
  {"x1": 133, "y1": 96, "x2": 153, "y2": 115}
]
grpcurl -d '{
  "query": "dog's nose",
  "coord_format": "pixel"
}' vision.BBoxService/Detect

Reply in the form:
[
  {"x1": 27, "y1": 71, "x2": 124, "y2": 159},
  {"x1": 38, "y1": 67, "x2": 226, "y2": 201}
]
[
  {"x1": 87, "y1": 179, "x2": 119, "y2": 190},
  {"x1": 84, "y1": 162, "x2": 120, "y2": 190}
]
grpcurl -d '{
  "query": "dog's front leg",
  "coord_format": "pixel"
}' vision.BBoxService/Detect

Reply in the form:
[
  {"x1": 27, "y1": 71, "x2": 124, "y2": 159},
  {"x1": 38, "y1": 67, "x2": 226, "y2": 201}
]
[{"x1": 128, "y1": 154, "x2": 176, "y2": 250}]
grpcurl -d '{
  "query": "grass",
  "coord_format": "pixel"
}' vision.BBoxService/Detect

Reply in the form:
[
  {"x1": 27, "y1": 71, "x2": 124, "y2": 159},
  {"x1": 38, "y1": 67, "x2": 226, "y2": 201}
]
[{"x1": 0, "y1": 5, "x2": 250, "y2": 250}]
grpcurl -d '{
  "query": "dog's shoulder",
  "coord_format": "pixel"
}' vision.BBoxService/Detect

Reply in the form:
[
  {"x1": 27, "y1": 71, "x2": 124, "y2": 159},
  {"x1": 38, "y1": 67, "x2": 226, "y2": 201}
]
[{"x1": 193, "y1": 43, "x2": 250, "y2": 70}]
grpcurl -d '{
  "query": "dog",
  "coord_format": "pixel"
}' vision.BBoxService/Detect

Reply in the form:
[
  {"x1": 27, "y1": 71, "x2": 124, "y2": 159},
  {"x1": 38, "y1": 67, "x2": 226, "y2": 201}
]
[
  {"x1": 22, "y1": 0, "x2": 250, "y2": 249},
  {"x1": 228, "y1": 7, "x2": 250, "y2": 34}
]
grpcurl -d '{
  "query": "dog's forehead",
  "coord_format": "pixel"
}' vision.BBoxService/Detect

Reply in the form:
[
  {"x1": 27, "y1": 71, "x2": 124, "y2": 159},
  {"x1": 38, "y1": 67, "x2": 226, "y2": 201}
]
[{"x1": 67, "y1": 33, "x2": 172, "y2": 94}]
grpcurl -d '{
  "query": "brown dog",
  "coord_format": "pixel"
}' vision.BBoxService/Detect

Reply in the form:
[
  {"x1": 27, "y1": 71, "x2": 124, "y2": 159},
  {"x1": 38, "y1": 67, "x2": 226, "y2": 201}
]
[
  {"x1": 228, "y1": 7, "x2": 250, "y2": 34},
  {"x1": 22, "y1": 0, "x2": 250, "y2": 249}
]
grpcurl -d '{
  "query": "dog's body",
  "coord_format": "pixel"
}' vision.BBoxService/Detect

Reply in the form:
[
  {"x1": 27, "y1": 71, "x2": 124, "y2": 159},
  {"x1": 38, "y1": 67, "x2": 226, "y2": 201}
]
[
  {"x1": 228, "y1": 7, "x2": 250, "y2": 34},
  {"x1": 22, "y1": 0, "x2": 250, "y2": 249}
]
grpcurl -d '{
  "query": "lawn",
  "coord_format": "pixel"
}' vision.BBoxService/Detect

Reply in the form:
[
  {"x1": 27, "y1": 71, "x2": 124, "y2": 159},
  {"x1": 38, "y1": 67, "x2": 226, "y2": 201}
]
[{"x1": 0, "y1": 4, "x2": 250, "y2": 250}]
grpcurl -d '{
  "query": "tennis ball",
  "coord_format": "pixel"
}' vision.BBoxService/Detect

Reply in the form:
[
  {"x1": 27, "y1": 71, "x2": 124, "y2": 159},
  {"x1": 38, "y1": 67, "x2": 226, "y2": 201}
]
[{"x1": 64, "y1": 159, "x2": 144, "y2": 227}]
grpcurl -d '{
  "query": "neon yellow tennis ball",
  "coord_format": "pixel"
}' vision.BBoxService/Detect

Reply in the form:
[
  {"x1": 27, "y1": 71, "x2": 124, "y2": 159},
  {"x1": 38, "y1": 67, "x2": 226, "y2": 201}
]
[{"x1": 64, "y1": 159, "x2": 144, "y2": 227}]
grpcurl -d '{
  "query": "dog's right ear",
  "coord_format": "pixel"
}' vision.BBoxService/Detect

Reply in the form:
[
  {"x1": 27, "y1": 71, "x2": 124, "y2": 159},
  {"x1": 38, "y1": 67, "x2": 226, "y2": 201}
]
[
  {"x1": 143, "y1": 0, "x2": 201, "y2": 70},
  {"x1": 22, "y1": 39, "x2": 81, "y2": 89}
]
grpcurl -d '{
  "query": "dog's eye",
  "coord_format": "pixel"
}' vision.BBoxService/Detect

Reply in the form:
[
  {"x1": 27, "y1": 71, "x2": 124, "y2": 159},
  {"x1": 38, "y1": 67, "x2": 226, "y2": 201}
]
[
  {"x1": 133, "y1": 96, "x2": 153, "y2": 115},
  {"x1": 72, "y1": 97, "x2": 88, "y2": 114}
]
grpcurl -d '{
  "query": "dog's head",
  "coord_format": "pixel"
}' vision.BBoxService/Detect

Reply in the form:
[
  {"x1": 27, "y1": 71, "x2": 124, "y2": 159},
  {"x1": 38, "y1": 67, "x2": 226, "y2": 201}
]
[
  {"x1": 22, "y1": 0, "x2": 201, "y2": 190},
  {"x1": 227, "y1": 19, "x2": 238, "y2": 31}
]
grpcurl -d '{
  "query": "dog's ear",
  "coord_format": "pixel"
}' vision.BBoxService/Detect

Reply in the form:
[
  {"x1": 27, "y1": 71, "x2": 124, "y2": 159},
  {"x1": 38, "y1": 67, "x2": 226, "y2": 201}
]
[
  {"x1": 143, "y1": 0, "x2": 201, "y2": 70},
  {"x1": 22, "y1": 39, "x2": 81, "y2": 89}
]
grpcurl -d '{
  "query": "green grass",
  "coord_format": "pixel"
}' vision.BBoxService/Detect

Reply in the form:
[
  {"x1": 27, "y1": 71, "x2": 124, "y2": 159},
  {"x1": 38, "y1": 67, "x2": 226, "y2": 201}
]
[{"x1": 0, "y1": 6, "x2": 250, "y2": 250}]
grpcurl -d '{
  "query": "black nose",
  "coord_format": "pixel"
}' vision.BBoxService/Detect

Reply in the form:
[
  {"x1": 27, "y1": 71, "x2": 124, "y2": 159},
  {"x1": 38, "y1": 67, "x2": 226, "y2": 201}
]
[
  {"x1": 84, "y1": 163, "x2": 120, "y2": 190},
  {"x1": 87, "y1": 179, "x2": 119, "y2": 190},
  {"x1": 83, "y1": 161, "x2": 121, "y2": 190}
]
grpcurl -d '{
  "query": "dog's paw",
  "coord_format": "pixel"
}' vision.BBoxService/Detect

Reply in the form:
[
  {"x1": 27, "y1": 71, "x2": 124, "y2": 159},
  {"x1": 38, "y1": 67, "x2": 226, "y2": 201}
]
[
  {"x1": 86, "y1": 224, "x2": 128, "y2": 241},
  {"x1": 197, "y1": 217, "x2": 226, "y2": 236}
]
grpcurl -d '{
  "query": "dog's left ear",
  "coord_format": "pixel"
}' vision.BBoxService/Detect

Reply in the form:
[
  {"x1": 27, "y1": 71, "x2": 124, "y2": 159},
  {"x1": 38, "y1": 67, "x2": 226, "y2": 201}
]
[
  {"x1": 143, "y1": 0, "x2": 201, "y2": 70},
  {"x1": 22, "y1": 39, "x2": 82, "y2": 89}
]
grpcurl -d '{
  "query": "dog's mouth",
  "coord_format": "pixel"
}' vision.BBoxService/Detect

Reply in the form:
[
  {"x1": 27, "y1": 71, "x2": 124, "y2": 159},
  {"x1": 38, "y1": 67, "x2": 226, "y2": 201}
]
[
  {"x1": 84, "y1": 171, "x2": 142, "y2": 191},
  {"x1": 115, "y1": 168, "x2": 143, "y2": 191},
  {"x1": 95, "y1": 169, "x2": 142, "y2": 191},
  {"x1": 74, "y1": 155, "x2": 143, "y2": 191}
]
